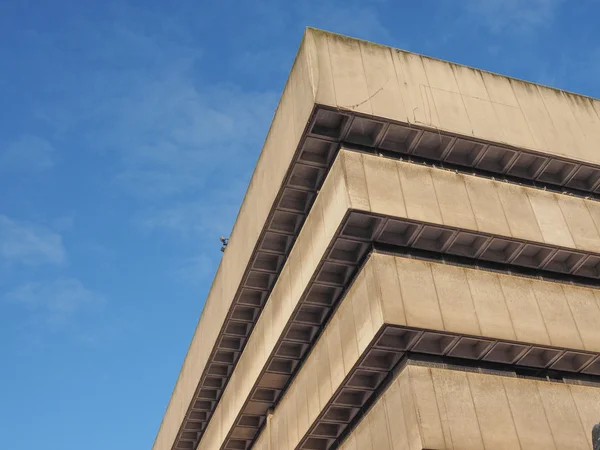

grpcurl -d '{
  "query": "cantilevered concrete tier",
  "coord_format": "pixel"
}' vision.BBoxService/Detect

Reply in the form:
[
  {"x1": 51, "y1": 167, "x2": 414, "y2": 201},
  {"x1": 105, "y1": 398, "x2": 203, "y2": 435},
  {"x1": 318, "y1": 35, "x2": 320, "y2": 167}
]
[
  {"x1": 159, "y1": 147, "x2": 600, "y2": 450},
  {"x1": 208, "y1": 250, "x2": 600, "y2": 450},
  {"x1": 192, "y1": 150, "x2": 600, "y2": 450},
  {"x1": 153, "y1": 28, "x2": 600, "y2": 450}
]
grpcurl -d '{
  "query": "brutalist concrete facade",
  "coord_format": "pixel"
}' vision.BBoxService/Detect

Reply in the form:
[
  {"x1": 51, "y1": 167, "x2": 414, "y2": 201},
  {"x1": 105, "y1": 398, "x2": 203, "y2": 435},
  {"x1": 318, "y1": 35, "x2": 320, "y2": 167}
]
[{"x1": 153, "y1": 28, "x2": 600, "y2": 450}]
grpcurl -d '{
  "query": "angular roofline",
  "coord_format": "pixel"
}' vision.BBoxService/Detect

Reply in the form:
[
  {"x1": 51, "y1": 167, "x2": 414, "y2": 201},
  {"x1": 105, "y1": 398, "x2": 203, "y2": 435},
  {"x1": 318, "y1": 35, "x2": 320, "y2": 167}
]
[{"x1": 304, "y1": 26, "x2": 599, "y2": 103}]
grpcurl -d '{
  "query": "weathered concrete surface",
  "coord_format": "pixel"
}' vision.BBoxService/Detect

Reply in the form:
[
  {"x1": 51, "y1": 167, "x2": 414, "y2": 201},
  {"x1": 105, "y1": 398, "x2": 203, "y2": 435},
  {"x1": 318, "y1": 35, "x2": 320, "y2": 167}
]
[
  {"x1": 304, "y1": 28, "x2": 600, "y2": 165},
  {"x1": 154, "y1": 28, "x2": 600, "y2": 450},
  {"x1": 331, "y1": 364, "x2": 600, "y2": 450},
  {"x1": 250, "y1": 251, "x2": 600, "y2": 450}
]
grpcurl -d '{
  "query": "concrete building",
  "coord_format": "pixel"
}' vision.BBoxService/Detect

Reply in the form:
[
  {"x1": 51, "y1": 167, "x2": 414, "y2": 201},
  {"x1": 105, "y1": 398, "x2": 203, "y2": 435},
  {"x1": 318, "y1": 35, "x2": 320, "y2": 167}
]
[{"x1": 153, "y1": 28, "x2": 600, "y2": 450}]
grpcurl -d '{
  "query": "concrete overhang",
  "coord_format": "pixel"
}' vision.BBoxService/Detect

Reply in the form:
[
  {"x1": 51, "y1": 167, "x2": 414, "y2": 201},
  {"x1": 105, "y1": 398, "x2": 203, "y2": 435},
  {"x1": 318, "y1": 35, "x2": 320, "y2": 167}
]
[
  {"x1": 218, "y1": 251, "x2": 600, "y2": 450},
  {"x1": 194, "y1": 149, "x2": 600, "y2": 450},
  {"x1": 154, "y1": 28, "x2": 600, "y2": 450}
]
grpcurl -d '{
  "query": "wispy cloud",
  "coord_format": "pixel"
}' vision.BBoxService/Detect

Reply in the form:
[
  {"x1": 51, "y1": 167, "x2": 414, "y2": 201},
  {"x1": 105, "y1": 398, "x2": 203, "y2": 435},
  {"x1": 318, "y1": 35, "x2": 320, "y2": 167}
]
[
  {"x1": 102, "y1": 77, "x2": 277, "y2": 201},
  {"x1": 464, "y1": 0, "x2": 565, "y2": 33},
  {"x1": 34, "y1": 20, "x2": 277, "y2": 229},
  {"x1": 1, "y1": 134, "x2": 55, "y2": 172},
  {"x1": 6, "y1": 278, "x2": 105, "y2": 327},
  {"x1": 135, "y1": 181, "x2": 247, "y2": 240},
  {"x1": 0, "y1": 215, "x2": 66, "y2": 265}
]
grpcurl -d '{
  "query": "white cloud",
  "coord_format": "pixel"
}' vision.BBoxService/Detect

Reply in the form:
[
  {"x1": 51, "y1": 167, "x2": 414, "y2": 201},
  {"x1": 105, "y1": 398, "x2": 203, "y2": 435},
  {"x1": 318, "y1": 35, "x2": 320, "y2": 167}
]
[
  {"x1": 0, "y1": 134, "x2": 55, "y2": 172},
  {"x1": 465, "y1": 0, "x2": 564, "y2": 33},
  {"x1": 0, "y1": 215, "x2": 66, "y2": 265},
  {"x1": 6, "y1": 278, "x2": 104, "y2": 326}
]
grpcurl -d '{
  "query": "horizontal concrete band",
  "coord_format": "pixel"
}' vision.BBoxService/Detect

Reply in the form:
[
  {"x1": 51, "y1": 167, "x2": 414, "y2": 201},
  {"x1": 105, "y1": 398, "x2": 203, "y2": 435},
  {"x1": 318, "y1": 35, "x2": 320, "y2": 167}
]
[
  {"x1": 189, "y1": 150, "x2": 600, "y2": 450},
  {"x1": 313, "y1": 106, "x2": 600, "y2": 196},
  {"x1": 323, "y1": 362, "x2": 600, "y2": 450},
  {"x1": 302, "y1": 29, "x2": 600, "y2": 169},
  {"x1": 206, "y1": 249, "x2": 600, "y2": 450},
  {"x1": 156, "y1": 28, "x2": 600, "y2": 450},
  {"x1": 250, "y1": 251, "x2": 600, "y2": 450}
]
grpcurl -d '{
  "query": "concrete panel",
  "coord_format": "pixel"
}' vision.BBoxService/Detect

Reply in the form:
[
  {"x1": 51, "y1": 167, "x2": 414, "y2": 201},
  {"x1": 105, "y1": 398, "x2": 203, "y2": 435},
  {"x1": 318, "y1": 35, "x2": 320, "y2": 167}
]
[
  {"x1": 362, "y1": 153, "x2": 406, "y2": 218},
  {"x1": 537, "y1": 86, "x2": 588, "y2": 162},
  {"x1": 498, "y1": 275, "x2": 550, "y2": 345},
  {"x1": 431, "y1": 87, "x2": 473, "y2": 137},
  {"x1": 371, "y1": 250, "x2": 405, "y2": 327},
  {"x1": 557, "y1": 195, "x2": 600, "y2": 253},
  {"x1": 395, "y1": 257, "x2": 443, "y2": 330},
  {"x1": 430, "y1": 263, "x2": 480, "y2": 336},
  {"x1": 466, "y1": 269, "x2": 516, "y2": 341},
  {"x1": 569, "y1": 383, "x2": 600, "y2": 446},
  {"x1": 494, "y1": 181, "x2": 543, "y2": 242},
  {"x1": 464, "y1": 175, "x2": 511, "y2": 236},
  {"x1": 531, "y1": 282, "x2": 584, "y2": 349},
  {"x1": 537, "y1": 382, "x2": 589, "y2": 450},
  {"x1": 392, "y1": 50, "x2": 440, "y2": 129},
  {"x1": 492, "y1": 101, "x2": 538, "y2": 149},
  {"x1": 396, "y1": 162, "x2": 443, "y2": 224},
  {"x1": 462, "y1": 94, "x2": 504, "y2": 142},
  {"x1": 503, "y1": 376, "x2": 556, "y2": 449},
  {"x1": 467, "y1": 373, "x2": 521, "y2": 450},
  {"x1": 359, "y1": 40, "x2": 409, "y2": 123},
  {"x1": 452, "y1": 64, "x2": 489, "y2": 100},
  {"x1": 430, "y1": 369, "x2": 485, "y2": 449},
  {"x1": 351, "y1": 270, "x2": 377, "y2": 355},
  {"x1": 509, "y1": 78, "x2": 561, "y2": 155},
  {"x1": 562, "y1": 285, "x2": 600, "y2": 352},
  {"x1": 326, "y1": 33, "x2": 372, "y2": 115},
  {"x1": 431, "y1": 170, "x2": 477, "y2": 230},
  {"x1": 342, "y1": 151, "x2": 371, "y2": 212},
  {"x1": 303, "y1": 27, "x2": 336, "y2": 106},
  {"x1": 408, "y1": 365, "x2": 448, "y2": 449},
  {"x1": 480, "y1": 70, "x2": 519, "y2": 107},
  {"x1": 527, "y1": 191, "x2": 575, "y2": 248},
  {"x1": 368, "y1": 400, "x2": 393, "y2": 450},
  {"x1": 382, "y1": 377, "x2": 410, "y2": 450},
  {"x1": 565, "y1": 93, "x2": 600, "y2": 161}
]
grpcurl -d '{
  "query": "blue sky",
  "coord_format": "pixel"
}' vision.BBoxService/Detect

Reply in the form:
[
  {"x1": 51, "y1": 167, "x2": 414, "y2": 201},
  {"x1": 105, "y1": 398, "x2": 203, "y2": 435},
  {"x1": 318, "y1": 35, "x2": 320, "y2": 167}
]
[{"x1": 1, "y1": 1, "x2": 599, "y2": 449}]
